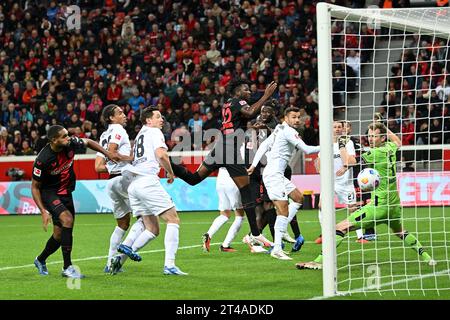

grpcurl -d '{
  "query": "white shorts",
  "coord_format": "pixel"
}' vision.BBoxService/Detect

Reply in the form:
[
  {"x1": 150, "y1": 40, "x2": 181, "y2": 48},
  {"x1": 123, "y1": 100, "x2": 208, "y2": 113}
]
[
  {"x1": 216, "y1": 183, "x2": 242, "y2": 211},
  {"x1": 106, "y1": 175, "x2": 132, "y2": 219},
  {"x1": 127, "y1": 175, "x2": 175, "y2": 217},
  {"x1": 335, "y1": 184, "x2": 357, "y2": 205},
  {"x1": 263, "y1": 171, "x2": 297, "y2": 201}
]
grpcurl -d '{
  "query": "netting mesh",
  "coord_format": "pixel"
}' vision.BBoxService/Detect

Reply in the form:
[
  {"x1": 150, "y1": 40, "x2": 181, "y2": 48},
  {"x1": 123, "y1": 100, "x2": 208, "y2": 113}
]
[{"x1": 326, "y1": 6, "x2": 450, "y2": 296}]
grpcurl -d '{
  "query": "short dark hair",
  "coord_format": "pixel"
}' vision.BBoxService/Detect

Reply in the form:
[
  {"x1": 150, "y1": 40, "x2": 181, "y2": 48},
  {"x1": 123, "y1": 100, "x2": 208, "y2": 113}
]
[
  {"x1": 284, "y1": 106, "x2": 300, "y2": 116},
  {"x1": 102, "y1": 104, "x2": 119, "y2": 125},
  {"x1": 228, "y1": 79, "x2": 250, "y2": 95},
  {"x1": 140, "y1": 106, "x2": 158, "y2": 124},
  {"x1": 48, "y1": 125, "x2": 65, "y2": 141}
]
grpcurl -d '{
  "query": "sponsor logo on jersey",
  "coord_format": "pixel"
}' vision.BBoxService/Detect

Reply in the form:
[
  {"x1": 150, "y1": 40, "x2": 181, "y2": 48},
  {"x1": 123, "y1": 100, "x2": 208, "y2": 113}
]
[
  {"x1": 33, "y1": 167, "x2": 42, "y2": 177},
  {"x1": 52, "y1": 199, "x2": 61, "y2": 206},
  {"x1": 50, "y1": 160, "x2": 74, "y2": 175}
]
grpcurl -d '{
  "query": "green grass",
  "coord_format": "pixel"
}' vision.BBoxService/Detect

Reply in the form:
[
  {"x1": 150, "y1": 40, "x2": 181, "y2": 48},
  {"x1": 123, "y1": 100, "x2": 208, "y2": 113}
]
[{"x1": 0, "y1": 208, "x2": 449, "y2": 300}]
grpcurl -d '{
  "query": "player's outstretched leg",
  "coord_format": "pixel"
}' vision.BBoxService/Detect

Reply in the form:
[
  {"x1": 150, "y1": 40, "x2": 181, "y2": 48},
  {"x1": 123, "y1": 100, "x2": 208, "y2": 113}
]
[
  {"x1": 395, "y1": 230, "x2": 437, "y2": 266},
  {"x1": 105, "y1": 214, "x2": 130, "y2": 273}
]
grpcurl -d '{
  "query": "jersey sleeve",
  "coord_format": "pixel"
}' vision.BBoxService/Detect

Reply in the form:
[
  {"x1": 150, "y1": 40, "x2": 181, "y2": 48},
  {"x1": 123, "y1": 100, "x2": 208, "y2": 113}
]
[
  {"x1": 32, "y1": 157, "x2": 46, "y2": 182},
  {"x1": 284, "y1": 127, "x2": 320, "y2": 154},
  {"x1": 109, "y1": 126, "x2": 125, "y2": 145},
  {"x1": 361, "y1": 149, "x2": 374, "y2": 164},
  {"x1": 346, "y1": 140, "x2": 356, "y2": 156},
  {"x1": 386, "y1": 141, "x2": 398, "y2": 154},
  {"x1": 152, "y1": 130, "x2": 167, "y2": 151}
]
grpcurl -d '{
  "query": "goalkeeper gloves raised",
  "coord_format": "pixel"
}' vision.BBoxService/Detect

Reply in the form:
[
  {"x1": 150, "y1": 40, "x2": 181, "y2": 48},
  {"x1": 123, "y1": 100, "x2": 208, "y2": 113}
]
[{"x1": 338, "y1": 135, "x2": 350, "y2": 149}]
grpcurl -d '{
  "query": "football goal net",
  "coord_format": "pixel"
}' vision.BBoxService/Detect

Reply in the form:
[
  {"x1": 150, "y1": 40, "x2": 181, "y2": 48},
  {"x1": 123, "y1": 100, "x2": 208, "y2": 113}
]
[{"x1": 317, "y1": 2, "x2": 450, "y2": 297}]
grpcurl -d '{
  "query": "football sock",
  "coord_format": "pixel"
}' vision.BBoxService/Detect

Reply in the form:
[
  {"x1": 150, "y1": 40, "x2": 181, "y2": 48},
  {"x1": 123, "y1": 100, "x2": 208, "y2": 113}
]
[
  {"x1": 122, "y1": 218, "x2": 145, "y2": 247},
  {"x1": 274, "y1": 215, "x2": 289, "y2": 252},
  {"x1": 265, "y1": 208, "x2": 277, "y2": 239},
  {"x1": 132, "y1": 229, "x2": 156, "y2": 252},
  {"x1": 207, "y1": 214, "x2": 229, "y2": 238},
  {"x1": 244, "y1": 206, "x2": 260, "y2": 237},
  {"x1": 61, "y1": 227, "x2": 73, "y2": 270},
  {"x1": 239, "y1": 184, "x2": 260, "y2": 237},
  {"x1": 107, "y1": 226, "x2": 126, "y2": 267},
  {"x1": 37, "y1": 235, "x2": 61, "y2": 263},
  {"x1": 401, "y1": 232, "x2": 431, "y2": 260},
  {"x1": 170, "y1": 161, "x2": 203, "y2": 186},
  {"x1": 164, "y1": 223, "x2": 179, "y2": 268},
  {"x1": 288, "y1": 202, "x2": 302, "y2": 238},
  {"x1": 290, "y1": 217, "x2": 301, "y2": 239},
  {"x1": 313, "y1": 231, "x2": 346, "y2": 264},
  {"x1": 222, "y1": 216, "x2": 244, "y2": 248}
]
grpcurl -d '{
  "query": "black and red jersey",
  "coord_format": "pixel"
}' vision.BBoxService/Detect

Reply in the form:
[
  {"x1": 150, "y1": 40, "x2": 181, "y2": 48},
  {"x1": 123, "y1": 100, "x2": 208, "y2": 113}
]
[
  {"x1": 221, "y1": 97, "x2": 250, "y2": 135},
  {"x1": 32, "y1": 137, "x2": 85, "y2": 195}
]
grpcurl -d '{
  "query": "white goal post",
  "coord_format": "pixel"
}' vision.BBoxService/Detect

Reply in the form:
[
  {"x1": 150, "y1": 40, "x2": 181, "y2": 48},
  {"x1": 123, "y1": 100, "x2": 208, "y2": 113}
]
[{"x1": 317, "y1": 3, "x2": 450, "y2": 297}]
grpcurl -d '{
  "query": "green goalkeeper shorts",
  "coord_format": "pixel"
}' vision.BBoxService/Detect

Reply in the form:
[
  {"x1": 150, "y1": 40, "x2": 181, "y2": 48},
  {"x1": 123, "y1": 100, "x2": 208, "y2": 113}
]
[{"x1": 347, "y1": 196, "x2": 402, "y2": 231}]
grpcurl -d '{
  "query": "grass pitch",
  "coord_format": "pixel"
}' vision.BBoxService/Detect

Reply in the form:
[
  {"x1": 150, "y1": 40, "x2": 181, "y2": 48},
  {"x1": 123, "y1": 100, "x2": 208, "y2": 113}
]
[{"x1": 0, "y1": 208, "x2": 449, "y2": 300}]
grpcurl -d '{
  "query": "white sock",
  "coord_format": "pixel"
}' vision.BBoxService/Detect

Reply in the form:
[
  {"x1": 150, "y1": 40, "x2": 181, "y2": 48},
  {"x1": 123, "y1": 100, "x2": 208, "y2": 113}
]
[
  {"x1": 318, "y1": 209, "x2": 323, "y2": 227},
  {"x1": 131, "y1": 229, "x2": 156, "y2": 252},
  {"x1": 287, "y1": 202, "x2": 301, "y2": 223},
  {"x1": 222, "y1": 216, "x2": 244, "y2": 248},
  {"x1": 207, "y1": 214, "x2": 229, "y2": 238},
  {"x1": 107, "y1": 226, "x2": 126, "y2": 267},
  {"x1": 274, "y1": 215, "x2": 289, "y2": 252},
  {"x1": 164, "y1": 223, "x2": 179, "y2": 268},
  {"x1": 356, "y1": 229, "x2": 364, "y2": 239},
  {"x1": 122, "y1": 218, "x2": 145, "y2": 247}
]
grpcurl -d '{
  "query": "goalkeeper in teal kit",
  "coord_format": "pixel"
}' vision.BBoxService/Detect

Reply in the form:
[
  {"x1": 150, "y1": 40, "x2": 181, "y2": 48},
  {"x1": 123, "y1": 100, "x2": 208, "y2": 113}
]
[{"x1": 297, "y1": 122, "x2": 436, "y2": 270}]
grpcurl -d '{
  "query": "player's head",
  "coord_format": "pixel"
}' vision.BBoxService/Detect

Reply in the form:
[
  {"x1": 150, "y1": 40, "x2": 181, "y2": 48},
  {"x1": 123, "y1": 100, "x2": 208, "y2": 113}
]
[
  {"x1": 228, "y1": 79, "x2": 251, "y2": 100},
  {"x1": 284, "y1": 107, "x2": 301, "y2": 128},
  {"x1": 260, "y1": 99, "x2": 276, "y2": 123},
  {"x1": 48, "y1": 125, "x2": 70, "y2": 147},
  {"x1": 368, "y1": 122, "x2": 387, "y2": 148},
  {"x1": 102, "y1": 104, "x2": 127, "y2": 126},
  {"x1": 342, "y1": 120, "x2": 352, "y2": 135},
  {"x1": 141, "y1": 106, "x2": 164, "y2": 129},
  {"x1": 333, "y1": 120, "x2": 343, "y2": 138}
]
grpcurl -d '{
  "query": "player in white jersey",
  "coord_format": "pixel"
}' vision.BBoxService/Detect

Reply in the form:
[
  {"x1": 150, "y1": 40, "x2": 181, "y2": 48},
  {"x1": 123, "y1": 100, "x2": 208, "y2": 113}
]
[
  {"x1": 94, "y1": 104, "x2": 143, "y2": 273},
  {"x1": 248, "y1": 107, "x2": 321, "y2": 260},
  {"x1": 110, "y1": 107, "x2": 187, "y2": 276},
  {"x1": 201, "y1": 167, "x2": 246, "y2": 252},
  {"x1": 314, "y1": 121, "x2": 361, "y2": 244}
]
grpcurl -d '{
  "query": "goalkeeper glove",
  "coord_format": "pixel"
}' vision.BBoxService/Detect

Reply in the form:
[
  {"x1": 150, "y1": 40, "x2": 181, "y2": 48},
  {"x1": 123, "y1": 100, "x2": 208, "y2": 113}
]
[{"x1": 338, "y1": 135, "x2": 349, "y2": 149}]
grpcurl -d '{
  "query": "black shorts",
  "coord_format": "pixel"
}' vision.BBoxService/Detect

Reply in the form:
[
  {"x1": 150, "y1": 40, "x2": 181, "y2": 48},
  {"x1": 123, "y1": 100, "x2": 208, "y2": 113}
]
[
  {"x1": 249, "y1": 173, "x2": 263, "y2": 204},
  {"x1": 203, "y1": 136, "x2": 248, "y2": 177},
  {"x1": 41, "y1": 192, "x2": 75, "y2": 227}
]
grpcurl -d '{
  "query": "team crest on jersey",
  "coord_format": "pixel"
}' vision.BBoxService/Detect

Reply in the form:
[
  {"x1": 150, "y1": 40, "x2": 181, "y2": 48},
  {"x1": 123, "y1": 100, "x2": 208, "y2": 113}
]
[
  {"x1": 239, "y1": 100, "x2": 247, "y2": 106},
  {"x1": 68, "y1": 151, "x2": 74, "y2": 158},
  {"x1": 115, "y1": 134, "x2": 122, "y2": 140},
  {"x1": 33, "y1": 167, "x2": 41, "y2": 177},
  {"x1": 52, "y1": 199, "x2": 61, "y2": 206}
]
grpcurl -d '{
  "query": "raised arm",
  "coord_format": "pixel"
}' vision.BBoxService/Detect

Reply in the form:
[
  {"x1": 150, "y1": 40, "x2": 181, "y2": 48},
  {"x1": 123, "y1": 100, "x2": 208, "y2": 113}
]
[
  {"x1": 247, "y1": 134, "x2": 274, "y2": 175},
  {"x1": 387, "y1": 128, "x2": 401, "y2": 148},
  {"x1": 240, "y1": 82, "x2": 278, "y2": 118}
]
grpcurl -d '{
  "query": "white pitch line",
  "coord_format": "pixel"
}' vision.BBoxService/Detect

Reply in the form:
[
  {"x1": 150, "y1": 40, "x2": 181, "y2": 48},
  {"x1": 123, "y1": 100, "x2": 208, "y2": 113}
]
[
  {"x1": 0, "y1": 242, "x2": 222, "y2": 272},
  {"x1": 309, "y1": 268, "x2": 450, "y2": 300}
]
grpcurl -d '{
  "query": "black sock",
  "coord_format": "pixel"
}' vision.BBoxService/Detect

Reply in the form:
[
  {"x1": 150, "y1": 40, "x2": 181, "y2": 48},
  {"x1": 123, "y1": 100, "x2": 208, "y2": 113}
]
[
  {"x1": 290, "y1": 216, "x2": 301, "y2": 238},
  {"x1": 170, "y1": 161, "x2": 204, "y2": 186},
  {"x1": 61, "y1": 227, "x2": 73, "y2": 269},
  {"x1": 244, "y1": 206, "x2": 261, "y2": 236},
  {"x1": 265, "y1": 208, "x2": 277, "y2": 240},
  {"x1": 37, "y1": 236, "x2": 61, "y2": 263}
]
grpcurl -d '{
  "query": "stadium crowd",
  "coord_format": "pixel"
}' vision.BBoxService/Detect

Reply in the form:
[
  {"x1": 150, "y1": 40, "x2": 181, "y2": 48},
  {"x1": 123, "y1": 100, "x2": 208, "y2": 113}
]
[{"x1": 0, "y1": 0, "x2": 448, "y2": 157}]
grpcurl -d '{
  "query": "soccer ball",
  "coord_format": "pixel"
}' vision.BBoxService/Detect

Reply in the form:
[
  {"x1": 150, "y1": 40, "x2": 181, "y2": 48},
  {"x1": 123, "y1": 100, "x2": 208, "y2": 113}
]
[{"x1": 357, "y1": 168, "x2": 380, "y2": 192}]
